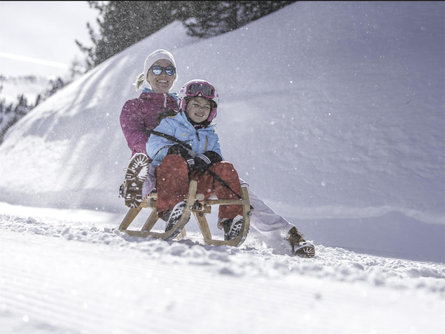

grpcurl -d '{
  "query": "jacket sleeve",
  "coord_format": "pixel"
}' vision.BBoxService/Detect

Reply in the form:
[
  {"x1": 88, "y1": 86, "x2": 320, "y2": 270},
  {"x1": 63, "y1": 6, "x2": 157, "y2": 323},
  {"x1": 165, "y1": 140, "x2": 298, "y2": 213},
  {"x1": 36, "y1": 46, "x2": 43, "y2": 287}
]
[
  {"x1": 206, "y1": 131, "x2": 224, "y2": 161},
  {"x1": 146, "y1": 118, "x2": 177, "y2": 167},
  {"x1": 120, "y1": 99, "x2": 149, "y2": 155}
]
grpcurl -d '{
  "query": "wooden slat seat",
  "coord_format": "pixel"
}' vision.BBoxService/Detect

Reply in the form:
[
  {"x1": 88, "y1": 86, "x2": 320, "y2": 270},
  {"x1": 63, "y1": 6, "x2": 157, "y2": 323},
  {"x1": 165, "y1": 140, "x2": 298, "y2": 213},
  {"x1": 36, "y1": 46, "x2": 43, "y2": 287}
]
[{"x1": 118, "y1": 180, "x2": 251, "y2": 247}]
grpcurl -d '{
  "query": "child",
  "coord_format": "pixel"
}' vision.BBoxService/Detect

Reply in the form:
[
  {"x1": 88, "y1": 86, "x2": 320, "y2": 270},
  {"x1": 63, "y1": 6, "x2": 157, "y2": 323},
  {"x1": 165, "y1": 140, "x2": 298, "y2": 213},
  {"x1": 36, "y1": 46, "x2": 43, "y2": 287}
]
[
  {"x1": 146, "y1": 79, "x2": 244, "y2": 241},
  {"x1": 119, "y1": 49, "x2": 178, "y2": 208}
]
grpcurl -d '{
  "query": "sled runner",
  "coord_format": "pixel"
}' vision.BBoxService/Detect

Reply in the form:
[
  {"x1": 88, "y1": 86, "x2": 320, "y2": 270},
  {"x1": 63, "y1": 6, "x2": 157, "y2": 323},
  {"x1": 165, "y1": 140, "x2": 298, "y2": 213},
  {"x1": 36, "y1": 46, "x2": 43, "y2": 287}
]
[{"x1": 118, "y1": 179, "x2": 251, "y2": 247}]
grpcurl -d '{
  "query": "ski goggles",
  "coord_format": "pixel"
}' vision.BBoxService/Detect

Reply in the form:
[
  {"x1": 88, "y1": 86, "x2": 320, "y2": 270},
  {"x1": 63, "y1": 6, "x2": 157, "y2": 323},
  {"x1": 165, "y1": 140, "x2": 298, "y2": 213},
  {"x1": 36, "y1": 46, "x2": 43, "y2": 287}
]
[
  {"x1": 150, "y1": 65, "x2": 176, "y2": 76},
  {"x1": 186, "y1": 82, "x2": 215, "y2": 99}
]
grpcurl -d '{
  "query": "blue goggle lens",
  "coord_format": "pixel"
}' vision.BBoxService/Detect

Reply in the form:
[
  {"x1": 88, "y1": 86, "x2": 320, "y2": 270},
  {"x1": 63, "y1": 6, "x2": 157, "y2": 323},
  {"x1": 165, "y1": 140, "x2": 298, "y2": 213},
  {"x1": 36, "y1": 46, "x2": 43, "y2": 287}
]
[{"x1": 151, "y1": 65, "x2": 176, "y2": 76}]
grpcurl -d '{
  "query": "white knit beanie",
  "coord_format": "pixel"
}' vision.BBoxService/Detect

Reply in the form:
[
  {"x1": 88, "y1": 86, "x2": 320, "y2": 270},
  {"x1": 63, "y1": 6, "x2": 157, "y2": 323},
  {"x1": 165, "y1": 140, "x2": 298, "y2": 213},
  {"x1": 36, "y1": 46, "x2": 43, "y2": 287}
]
[
  {"x1": 144, "y1": 49, "x2": 176, "y2": 75},
  {"x1": 137, "y1": 49, "x2": 177, "y2": 91}
]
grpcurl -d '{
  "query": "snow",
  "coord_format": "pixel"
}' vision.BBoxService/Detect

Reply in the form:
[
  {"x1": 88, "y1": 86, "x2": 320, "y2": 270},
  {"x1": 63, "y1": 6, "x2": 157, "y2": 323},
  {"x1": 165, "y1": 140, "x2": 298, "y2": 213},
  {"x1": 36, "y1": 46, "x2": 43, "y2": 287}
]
[
  {"x1": 0, "y1": 75, "x2": 53, "y2": 106},
  {"x1": 1, "y1": 203, "x2": 445, "y2": 334},
  {"x1": 0, "y1": 2, "x2": 444, "y2": 333}
]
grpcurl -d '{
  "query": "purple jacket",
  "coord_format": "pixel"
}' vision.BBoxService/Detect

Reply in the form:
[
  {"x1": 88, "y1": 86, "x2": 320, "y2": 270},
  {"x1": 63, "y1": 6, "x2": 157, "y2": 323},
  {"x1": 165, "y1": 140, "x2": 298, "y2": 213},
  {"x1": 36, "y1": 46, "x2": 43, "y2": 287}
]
[{"x1": 120, "y1": 91, "x2": 178, "y2": 157}]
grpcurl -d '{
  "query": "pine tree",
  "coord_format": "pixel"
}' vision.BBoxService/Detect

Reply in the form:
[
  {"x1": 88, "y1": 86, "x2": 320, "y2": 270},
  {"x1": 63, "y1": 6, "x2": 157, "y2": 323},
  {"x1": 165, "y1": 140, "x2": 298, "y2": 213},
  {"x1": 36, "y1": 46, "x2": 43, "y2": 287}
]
[
  {"x1": 14, "y1": 95, "x2": 30, "y2": 117},
  {"x1": 0, "y1": 77, "x2": 66, "y2": 145},
  {"x1": 177, "y1": 1, "x2": 296, "y2": 38},
  {"x1": 76, "y1": 1, "x2": 296, "y2": 71},
  {"x1": 76, "y1": 1, "x2": 175, "y2": 69},
  {"x1": 0, "y1": 95, "x2": 30, "y2": 144},
  {"x1": 45, "y1": 78, "x2": 65, "y2": 98}
]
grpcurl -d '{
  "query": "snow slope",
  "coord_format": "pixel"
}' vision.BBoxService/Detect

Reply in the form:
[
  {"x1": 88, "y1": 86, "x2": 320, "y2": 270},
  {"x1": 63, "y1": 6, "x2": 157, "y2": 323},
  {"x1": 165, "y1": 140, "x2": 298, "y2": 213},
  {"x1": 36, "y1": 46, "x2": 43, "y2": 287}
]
[
  {"x1": 0, "y1": 2, "x2": 444, "y2": 332},
  {"x1": 0, "y1": 1, "x2": 443, "y2": 262}
]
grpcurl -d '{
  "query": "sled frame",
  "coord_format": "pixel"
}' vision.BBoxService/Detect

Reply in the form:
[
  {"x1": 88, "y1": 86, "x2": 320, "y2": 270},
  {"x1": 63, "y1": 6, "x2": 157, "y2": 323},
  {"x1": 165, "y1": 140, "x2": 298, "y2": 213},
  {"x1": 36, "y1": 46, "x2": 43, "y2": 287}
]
[{"x1": 118, "y1": 179, "x2": 251, "y2": 247}]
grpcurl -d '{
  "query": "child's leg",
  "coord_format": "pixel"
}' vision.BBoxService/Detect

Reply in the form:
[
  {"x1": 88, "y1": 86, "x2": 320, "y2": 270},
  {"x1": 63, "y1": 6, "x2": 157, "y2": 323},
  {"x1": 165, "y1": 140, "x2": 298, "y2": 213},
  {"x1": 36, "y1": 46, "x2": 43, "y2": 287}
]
[
  {"x1": 197, "y1": 162, "x2": 243, "y2": 220},
  {"x1": 156, "y1": 154, "x2": 189, "y2": 214}
]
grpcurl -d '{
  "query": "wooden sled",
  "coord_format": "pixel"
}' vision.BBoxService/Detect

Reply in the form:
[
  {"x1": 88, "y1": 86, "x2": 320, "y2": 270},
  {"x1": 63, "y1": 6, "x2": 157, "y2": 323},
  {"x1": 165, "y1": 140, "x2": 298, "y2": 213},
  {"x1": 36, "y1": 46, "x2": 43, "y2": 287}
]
[{"x1": 118, "y1": 180, "x2": 251, "y2": 247}]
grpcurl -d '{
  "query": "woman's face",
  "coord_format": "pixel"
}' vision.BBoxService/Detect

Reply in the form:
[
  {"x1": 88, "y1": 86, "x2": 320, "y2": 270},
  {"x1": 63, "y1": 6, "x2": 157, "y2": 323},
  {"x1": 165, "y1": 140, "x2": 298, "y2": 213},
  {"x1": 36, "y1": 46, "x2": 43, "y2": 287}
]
[
  {"x1": 186, "y1": 97, "x2": 211, "y2": 123},
  {"x1": 146, "y1": 59, "x2": 176, "y2": 93}
]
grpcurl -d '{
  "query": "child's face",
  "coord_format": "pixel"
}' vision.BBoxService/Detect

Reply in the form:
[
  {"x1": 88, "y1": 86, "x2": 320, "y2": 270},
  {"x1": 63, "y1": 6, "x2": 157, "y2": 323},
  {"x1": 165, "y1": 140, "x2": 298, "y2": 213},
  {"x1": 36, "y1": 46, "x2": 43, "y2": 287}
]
[
  {"x1": 186, "y1": 97, "x2": 211, "y2": 123},
  {"x1": 146, "y1": 59, "x2": 176, "y2": 94}
]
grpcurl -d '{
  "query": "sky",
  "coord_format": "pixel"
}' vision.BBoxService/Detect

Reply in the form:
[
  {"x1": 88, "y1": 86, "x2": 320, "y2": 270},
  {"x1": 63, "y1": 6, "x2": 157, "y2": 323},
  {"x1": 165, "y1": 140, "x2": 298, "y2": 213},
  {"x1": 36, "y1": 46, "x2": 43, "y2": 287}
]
[
  {"x1": 0, "y1": 2, "x2": 444, "y2": 333},
  {"x1": 0, "y1": 1, "x2": 98, "y2": 78}
]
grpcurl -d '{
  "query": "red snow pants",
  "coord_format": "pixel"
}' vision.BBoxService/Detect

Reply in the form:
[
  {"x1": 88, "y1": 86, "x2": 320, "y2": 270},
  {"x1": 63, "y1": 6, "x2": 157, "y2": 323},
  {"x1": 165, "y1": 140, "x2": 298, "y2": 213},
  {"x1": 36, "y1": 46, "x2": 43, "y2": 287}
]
[{"x1": 155, "y1": 154, "x2": 243, "y2": 220}]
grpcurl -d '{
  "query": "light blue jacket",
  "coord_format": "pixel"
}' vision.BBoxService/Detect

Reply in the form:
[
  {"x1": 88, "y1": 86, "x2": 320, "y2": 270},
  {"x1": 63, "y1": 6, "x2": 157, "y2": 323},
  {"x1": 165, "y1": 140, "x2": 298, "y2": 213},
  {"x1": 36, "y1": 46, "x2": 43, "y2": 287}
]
[{"x1": 146, "y1": 112, "x2": 223, "y2": 168}]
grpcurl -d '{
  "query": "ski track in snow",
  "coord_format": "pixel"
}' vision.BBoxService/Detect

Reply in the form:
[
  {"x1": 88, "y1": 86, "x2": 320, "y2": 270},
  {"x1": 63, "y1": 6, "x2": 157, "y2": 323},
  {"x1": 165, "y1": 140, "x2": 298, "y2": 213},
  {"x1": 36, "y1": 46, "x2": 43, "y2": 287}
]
[
  {"x1": 1, "y1": 211, "x2": 445, "y2": 333},
  {"x1": 1, "y1": 213, "x2": 444, "y2": 295}
]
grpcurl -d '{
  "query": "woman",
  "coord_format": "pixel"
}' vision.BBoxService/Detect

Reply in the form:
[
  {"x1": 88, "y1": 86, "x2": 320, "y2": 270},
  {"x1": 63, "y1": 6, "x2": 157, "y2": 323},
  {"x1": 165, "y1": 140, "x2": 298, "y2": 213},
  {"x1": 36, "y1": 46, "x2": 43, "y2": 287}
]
[
  {"x1": 119, "y1": 53, "x2": 315, "y2": 257},
  {"x1": 120, "y1": 49, "x2": 178, "y2": 208}
]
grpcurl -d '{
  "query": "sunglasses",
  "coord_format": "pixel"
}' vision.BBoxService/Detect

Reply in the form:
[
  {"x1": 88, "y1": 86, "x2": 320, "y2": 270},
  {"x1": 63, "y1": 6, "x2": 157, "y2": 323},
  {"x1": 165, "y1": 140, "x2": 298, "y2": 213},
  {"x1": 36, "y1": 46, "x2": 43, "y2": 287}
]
[
  {"x1": 186, "y1": 82, "x2": 215, "y2": 99},
  {"x1": 151, "y1": 65, "x2": 176, "y2": 76}
]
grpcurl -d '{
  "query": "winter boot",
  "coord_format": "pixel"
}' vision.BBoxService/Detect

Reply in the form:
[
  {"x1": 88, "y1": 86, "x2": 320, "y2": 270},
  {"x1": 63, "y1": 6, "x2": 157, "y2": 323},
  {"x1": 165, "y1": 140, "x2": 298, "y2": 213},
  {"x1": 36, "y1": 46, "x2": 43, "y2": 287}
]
[
  {"x1": 159, "y1": 209, "x2": 172, "y2": 222},
  {"x1": 287, "y1": 226, "x2": 315, "y2": 258},
  {"x1": 218, "y1": 215, "x2": 245, "y2": 243},
  {"x1": 164, "y1": 201, "x2": 189, "y2": 240},
  {"x1": 123, "y1": 153, "x2": 150, "y2": 208}
]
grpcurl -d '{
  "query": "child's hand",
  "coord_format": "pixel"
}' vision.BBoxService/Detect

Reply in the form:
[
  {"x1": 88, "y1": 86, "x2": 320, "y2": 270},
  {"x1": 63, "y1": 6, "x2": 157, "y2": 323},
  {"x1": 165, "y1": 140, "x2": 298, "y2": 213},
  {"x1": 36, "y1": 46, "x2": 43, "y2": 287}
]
[{"x1": 194, "y1": 154, "x2": 212, "y2": 173}]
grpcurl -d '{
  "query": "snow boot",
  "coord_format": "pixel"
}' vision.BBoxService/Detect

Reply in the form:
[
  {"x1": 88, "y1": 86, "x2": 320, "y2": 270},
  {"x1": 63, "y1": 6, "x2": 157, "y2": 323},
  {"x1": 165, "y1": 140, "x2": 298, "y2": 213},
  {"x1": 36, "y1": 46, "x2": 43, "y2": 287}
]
[
  {"x1": 218, "y1": 215, "x2": 244, "y2": 242},
  {"x1": 164, "y1": 201, "x2": 189, "y2": 240},
  {"x1": 287, "y1": 226, "x2": 315, "y2": 258},
  {"x1": 123, "y1": 153, "x2": 150, "y2": 208},
  {"x1": 159, "y1": 209, "x2": 172, "y2": 222}
]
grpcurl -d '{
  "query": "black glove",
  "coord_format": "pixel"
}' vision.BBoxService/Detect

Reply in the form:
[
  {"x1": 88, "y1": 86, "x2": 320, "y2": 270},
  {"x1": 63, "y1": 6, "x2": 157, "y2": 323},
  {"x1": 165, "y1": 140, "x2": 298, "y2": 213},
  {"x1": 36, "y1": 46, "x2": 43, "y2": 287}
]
[
  {"x1": 167, "y1": 143, "x2": 192, "y2": 158},
  {"x1": 156, "y1": 109, "x2": 177, "y2": 125},
  {"x1": 194, "y1": 151, "x2": 222, "y2": 173},
  {"x1": 167, "y1": 144, "x2": 195, "y2": 171},
  {"x1": 194, "y1": 154, "x2": 211, "y2": 173}
]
